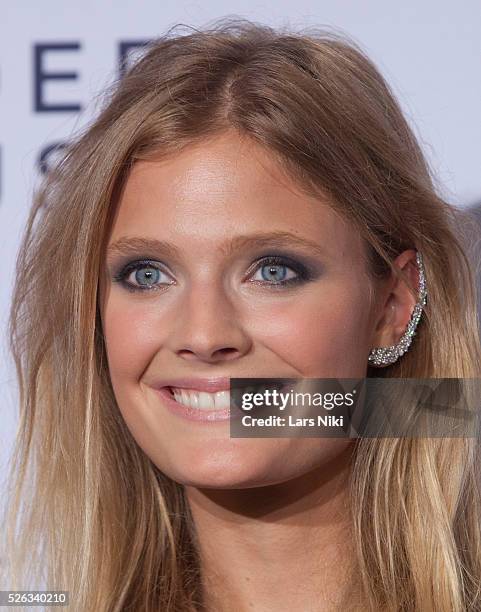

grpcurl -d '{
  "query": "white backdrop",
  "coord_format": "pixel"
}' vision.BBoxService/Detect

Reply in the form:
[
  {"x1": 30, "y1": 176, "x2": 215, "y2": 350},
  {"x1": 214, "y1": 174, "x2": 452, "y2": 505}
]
[{"x1": 1, "y1": 1, "x2": 481, "y2": 498}]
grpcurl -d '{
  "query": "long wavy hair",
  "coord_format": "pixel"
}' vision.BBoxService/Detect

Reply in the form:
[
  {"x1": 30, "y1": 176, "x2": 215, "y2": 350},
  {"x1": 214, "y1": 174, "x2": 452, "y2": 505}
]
[{"x1": 3, "y1": 17, "x2": 481, "y2": 611}]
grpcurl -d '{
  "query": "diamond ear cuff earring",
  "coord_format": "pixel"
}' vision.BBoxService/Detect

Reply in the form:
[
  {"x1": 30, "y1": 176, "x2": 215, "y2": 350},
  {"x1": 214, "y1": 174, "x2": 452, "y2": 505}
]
[{"x1": 368, "y1": 251, "x2": 427, "y2": 367}]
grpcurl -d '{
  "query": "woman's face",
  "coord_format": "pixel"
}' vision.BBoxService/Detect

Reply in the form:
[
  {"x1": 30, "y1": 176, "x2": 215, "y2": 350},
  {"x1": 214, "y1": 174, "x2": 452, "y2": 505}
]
[{"x1": 98, "y1": 131, "x2": 383, "y2": 488}]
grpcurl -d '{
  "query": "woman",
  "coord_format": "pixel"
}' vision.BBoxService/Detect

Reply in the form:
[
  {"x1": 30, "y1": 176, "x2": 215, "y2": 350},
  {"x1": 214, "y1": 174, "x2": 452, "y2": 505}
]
[{"x1": 3, "y1": 17, "x2": 481, "y2": 611}]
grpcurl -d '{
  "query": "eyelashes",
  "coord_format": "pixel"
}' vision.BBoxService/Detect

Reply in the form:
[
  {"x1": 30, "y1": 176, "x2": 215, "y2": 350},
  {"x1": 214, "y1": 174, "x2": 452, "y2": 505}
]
[
  {"x1": 111, "y1": 255, "x2": 316, "y2": 293},
  {"x1": 112, "y1": 260, "x2": 173, "y2": 293},
  {"x1": 248, "y1": 256, "x2": 312, "y2": 287}
]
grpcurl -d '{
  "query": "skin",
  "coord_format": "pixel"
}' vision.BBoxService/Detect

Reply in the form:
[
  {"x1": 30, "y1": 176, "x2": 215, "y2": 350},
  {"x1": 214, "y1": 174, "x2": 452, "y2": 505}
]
[{"x1": 98, "y1": 130, "x2": 419, "y2": 611}]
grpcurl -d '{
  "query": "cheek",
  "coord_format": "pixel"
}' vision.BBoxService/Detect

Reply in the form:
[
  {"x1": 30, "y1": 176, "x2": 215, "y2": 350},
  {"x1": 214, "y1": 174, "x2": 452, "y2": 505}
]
[
  {"x1": 246, "y1": 283, "x2": 373, "y2": 376},
  {"x1": 101, "y1": 298, "x2": 163, "y2": 388},
  {"x1": 100, "y1": 297, "x2": 177, "y2": 473}
]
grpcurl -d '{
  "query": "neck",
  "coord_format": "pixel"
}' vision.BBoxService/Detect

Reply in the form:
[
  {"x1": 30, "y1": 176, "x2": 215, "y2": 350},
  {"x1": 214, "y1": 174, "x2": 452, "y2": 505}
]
[{"x1": 184, "y1": 443, "x2": 366, "y2": 611}]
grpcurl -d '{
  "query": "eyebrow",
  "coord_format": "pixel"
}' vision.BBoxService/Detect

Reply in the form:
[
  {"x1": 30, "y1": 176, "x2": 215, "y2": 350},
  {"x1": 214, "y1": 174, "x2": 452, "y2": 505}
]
[{"x1": 106, "y1": 231, "x2": 327, "y2": 261}]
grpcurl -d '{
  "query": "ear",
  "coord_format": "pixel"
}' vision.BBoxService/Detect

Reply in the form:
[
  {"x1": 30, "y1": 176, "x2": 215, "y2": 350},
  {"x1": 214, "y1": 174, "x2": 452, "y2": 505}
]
[{"x1": 370, "y1": 249, "x2": 420, "y2": 359}]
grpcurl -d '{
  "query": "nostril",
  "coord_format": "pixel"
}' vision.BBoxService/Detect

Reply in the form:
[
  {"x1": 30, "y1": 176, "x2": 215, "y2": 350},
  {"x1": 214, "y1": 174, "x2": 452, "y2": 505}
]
[{"x1": 215, "y1": 347, "x2": 240, "y2": 359}]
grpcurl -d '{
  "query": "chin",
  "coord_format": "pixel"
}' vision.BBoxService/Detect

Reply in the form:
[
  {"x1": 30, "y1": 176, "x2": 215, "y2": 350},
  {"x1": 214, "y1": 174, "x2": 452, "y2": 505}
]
[{"x1": 158, "y1": 438, "x2": 291, "y2": 489}]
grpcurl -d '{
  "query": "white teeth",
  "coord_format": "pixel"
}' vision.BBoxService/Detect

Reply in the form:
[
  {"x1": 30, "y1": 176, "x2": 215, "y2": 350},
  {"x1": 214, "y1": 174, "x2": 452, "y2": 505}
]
[
  {"x1": 171, "y1": 388, "x2": 230, "y2": 410},
  {"x1": 198, "y1": 392, "x2": 215, "y2": 410}
]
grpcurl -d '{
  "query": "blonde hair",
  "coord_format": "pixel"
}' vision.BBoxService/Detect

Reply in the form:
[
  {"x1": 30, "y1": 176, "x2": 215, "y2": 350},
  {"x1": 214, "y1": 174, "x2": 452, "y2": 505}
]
[{"x1": 3, "y1": 17, "x2": 481, "y2": 611}]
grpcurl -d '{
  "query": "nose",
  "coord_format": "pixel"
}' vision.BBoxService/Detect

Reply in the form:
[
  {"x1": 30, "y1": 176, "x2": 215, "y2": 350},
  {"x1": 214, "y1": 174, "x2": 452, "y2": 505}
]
[{"x1": 167, "y1": 279, "x2": 252, "y2": 364}]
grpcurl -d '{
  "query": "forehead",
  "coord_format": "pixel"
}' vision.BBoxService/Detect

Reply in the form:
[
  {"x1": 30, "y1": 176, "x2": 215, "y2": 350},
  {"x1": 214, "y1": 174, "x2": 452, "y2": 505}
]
[{"x1": 106, "y1": 132, "x2": 365, "y2": 263}]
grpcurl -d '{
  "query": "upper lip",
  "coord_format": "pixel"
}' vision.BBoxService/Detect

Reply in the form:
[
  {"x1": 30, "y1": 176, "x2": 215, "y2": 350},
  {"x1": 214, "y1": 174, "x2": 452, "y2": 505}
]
[
  {"x1": 152, "y1": 376, "x2": 292, "y2": 393},
  {"x1": 154, "y1": 377, "x2": 234, "y2": 393}
]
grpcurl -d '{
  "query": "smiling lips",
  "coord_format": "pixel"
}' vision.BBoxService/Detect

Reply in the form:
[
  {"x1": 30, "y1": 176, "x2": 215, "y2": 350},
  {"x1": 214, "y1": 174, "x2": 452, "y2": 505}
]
[
  {"x1": 156, "y1": 376, "x2": 291, "y2": 412},
  {"x1": 167, "y1": 386, "x2": 231, "y2": 411},
  {"x1": 153, "y1": 377, "x2": 233, "y2": 420},
  {"x1": 154, "y1": 376, "x2": 291, "y2": 421}
]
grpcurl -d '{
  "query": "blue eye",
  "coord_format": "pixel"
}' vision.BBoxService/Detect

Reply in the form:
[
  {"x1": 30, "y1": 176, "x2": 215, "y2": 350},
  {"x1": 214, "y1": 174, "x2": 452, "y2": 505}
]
[
  {"x1": 249, "y1": 256, "x2": 309, "y2": 287},
  {"x1": 132, "y1": 266, "x2": 161, "y2": 287},
  {"x1": 252, "y1": 260, "x2": 298, "y2": 284},
  {"x1": 113, "y1": 261, "x2": 173, "y2": 292}
]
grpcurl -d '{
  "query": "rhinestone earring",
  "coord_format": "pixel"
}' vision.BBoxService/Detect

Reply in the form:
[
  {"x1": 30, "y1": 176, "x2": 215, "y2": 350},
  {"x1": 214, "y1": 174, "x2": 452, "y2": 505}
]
[{"x1": 368, "y1": 251, "x2": 427, "y2": 367}]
